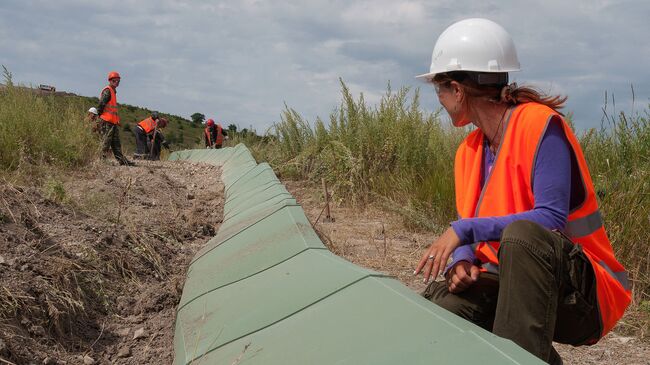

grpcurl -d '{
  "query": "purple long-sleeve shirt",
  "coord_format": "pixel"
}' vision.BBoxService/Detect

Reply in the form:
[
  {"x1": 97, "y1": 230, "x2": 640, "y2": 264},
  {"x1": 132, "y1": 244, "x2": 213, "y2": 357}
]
[{"x1": 447, "y1": 118, "x2": 571, "y2": 269}]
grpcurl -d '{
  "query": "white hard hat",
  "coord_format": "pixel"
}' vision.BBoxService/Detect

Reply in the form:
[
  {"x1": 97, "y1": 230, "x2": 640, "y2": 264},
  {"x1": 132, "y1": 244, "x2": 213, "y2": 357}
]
[
  {"x1": 416, "y1": 18, "x2": 520, "y2": 81},
  {"x1": 88, "y1": 107, "x2": 98, "y2": 115}
]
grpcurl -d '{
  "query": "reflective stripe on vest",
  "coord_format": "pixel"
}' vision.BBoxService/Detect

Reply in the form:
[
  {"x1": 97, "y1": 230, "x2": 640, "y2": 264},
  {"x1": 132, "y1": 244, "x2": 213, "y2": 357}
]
[
  {"x1": 480, "y1": 262, "x2": 499, "y2": 274},
  {"x1": 566, "y1": 210, "x2": 603, "y2": 238},
  {"x1": 214, "y1": 124, "x2": 224, "y2": 145},
  {"x1": 454, "y1": 102, "x2": 631, "y2": 338},
  {"x1": 598, "y1": 259, "x2": 630, "y2": 291},
  {"x1": 99, "y1": 86, "x2": 119, "y2": 125},
  {"x1": 567, "y1": 211, "x2": 630, "y2": 291}
]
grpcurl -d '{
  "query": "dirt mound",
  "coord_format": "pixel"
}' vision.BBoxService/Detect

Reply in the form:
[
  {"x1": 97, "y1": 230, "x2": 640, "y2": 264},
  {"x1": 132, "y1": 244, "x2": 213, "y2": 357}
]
[{"x1": 0, "y1": 160, "x2": 223, "y2": 364}]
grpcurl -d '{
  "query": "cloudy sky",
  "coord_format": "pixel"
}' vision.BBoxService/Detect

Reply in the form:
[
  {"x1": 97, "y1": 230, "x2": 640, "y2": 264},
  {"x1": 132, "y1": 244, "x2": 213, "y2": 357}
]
[{"x1": 1, "y1": 0, "x2": 648, "y2": 131}]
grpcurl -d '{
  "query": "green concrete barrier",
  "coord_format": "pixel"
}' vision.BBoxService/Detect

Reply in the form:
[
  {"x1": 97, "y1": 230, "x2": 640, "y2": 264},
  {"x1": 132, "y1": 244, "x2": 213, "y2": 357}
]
[{"x1": 169, "y1": 144, "x2": 544, "y2": 365}]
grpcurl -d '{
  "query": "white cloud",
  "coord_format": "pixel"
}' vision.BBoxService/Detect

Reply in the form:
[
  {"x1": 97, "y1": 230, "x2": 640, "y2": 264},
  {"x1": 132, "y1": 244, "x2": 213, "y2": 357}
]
[{"x1": 341, "y1": 1, "x2": 427, "y2": 27}]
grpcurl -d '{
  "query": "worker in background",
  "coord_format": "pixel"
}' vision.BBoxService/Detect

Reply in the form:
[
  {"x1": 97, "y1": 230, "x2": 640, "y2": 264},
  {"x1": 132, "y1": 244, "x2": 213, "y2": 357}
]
[
  {"x1": 147, "y1": 117, "x2": 169, "y2": 161},
  {"x1": 413, "y1": 19, "x2": 630, "y2": 365},
  {"x1": 86, "y1": 107, "x2": 100, "y2": 132},
  {"x1": 204, "y1": 119, "x2": 228, "y2": 149},
  {"x1": 96, "y1": 71, "x2": 134, "y2": 166},
  {"x1": 134, "y1": 112, "x2": 167, "y2": 159}
]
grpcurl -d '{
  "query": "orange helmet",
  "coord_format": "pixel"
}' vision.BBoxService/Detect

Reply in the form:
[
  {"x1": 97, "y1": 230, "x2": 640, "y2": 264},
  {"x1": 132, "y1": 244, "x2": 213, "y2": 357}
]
[
  {"x1": 107, "y1": 71, "x2": 121, "y2": 81},
  {"x1": 206, "y1": 119, "x2": 215, "y2": 127}
]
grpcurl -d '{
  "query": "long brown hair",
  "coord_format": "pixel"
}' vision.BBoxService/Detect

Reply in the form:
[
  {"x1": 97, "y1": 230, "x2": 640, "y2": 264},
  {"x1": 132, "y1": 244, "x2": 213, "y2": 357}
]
[{"x1": 432, "y1": 71, "x2": 567, "y2": 114}]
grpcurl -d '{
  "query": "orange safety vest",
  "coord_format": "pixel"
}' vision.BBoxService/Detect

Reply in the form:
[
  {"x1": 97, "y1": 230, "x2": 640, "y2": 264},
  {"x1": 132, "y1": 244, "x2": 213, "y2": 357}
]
[
  {"x1": 138, "y1": 117, "x2": 156, "y2": 134},
  {"x1": 454, "y1": 102, "x2": 630, "y2": 339},
  {"x1": 99, "y1": 86, "x2": 120, "y2": 125},
  {"x1": 204, "y1": 125, "x2": 224, "y2": 146},
  {"x1": 214, "y1": 124, "x2": 224, "y2": 146}
]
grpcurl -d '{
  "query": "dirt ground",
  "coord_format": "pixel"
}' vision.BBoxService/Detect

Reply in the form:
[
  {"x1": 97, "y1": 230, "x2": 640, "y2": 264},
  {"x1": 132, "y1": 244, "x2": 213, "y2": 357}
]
[
  {"x1": 1, "y1": 160, "x2": 648, "y2": 365},
  {"x1": 283, "y1": 180, "x2": 650, "y2": 365},
  {"x1": 0, "y1": 160, "x2": 223, "y2": 365}
]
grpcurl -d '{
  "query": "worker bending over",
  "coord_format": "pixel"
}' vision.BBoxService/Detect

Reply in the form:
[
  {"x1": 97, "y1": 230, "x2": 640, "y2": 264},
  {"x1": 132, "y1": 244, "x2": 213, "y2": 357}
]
[
  {"x1": 134, "y1": 112, "x2": 169, "y2": 160},
  {"x1": 204, "y1": 119, "x2": 228, "y2": 149}
]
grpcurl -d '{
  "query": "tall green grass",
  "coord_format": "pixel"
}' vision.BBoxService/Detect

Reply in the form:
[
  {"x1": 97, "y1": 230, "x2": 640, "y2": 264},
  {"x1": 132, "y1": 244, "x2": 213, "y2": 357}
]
[
  {"x1": 253, "y1": 79, "x2": 466, "y2": 231},
  {"x1": 581, "y1": 108, "x2": 650, "y2": 301},
  {"x1": 251, "y1": 79, "x2": 650, "y2": 300},
  {"x1": 0, "y1": 67, "x2": 98, "y2": 173}
]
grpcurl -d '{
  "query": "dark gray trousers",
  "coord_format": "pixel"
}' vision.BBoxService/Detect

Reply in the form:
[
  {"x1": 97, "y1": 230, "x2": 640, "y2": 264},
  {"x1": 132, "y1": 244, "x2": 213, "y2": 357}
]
[
  {"x1": 134, "y1": 126, "x2": 150, "y2": 156},
  {"x1": 423, "y1": 220, "x2": 600, "y2": 365}
]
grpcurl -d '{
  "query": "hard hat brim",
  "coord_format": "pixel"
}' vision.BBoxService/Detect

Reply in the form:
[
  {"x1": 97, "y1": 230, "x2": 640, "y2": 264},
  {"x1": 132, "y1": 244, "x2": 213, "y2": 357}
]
[{"x1": 415, "y1": 72, "x2": 436, "y2": 82}]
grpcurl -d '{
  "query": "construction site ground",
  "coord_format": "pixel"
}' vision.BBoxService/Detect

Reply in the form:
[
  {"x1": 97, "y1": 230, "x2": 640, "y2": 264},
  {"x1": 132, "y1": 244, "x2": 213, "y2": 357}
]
[
  {"x1": 0, "y1": 160, "x2": 647, "y2": 364},
  {"x1": 0, "y1": 160, "x2": 224, "y2": 364}
]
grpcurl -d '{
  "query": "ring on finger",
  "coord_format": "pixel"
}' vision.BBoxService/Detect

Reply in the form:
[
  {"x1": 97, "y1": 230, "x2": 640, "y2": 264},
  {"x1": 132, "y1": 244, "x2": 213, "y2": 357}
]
[{"x1": 428, "y1": 255, "x2": 435, "y2": 260}]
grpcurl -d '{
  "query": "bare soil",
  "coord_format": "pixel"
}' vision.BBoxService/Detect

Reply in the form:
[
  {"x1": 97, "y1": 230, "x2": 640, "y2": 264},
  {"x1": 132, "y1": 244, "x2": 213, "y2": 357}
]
[
  {"x1": 0, "y1": 160, "x2": 223, "y2": 365},
  {"x1": 283, "y1": 179, "x2": 650, "y2": 365}
]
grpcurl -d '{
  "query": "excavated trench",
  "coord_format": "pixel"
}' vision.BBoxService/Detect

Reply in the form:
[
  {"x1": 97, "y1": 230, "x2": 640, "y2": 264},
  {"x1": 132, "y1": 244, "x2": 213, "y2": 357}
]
[{"x1": 0, "y1": 160, "x2": 223, "y2": 364}]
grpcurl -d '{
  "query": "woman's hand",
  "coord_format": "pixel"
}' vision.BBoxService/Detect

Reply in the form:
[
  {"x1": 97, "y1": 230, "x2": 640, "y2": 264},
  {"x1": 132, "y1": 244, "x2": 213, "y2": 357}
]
[
  {"x1": 414, "y1": 227, "x2": 461, "y2": 284},
  {"x1": 446, "y1": 261, "x2": 480, "y2": 293}
]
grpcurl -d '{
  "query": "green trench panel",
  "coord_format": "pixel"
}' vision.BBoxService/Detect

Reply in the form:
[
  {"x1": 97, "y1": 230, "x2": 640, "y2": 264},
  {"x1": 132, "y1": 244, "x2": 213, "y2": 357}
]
[
  {"x1": 221, "y1": 155, "x2": 253, "y2": 174},
  {"x1": 179, "y1": 205, "x2": 326, "y2": 308},
  {"x1": 222, "y1": 145, "x2": 255, "y2": 168},
  {"x1": 195, "y1": 149, "x2": 228, "y2": 164},
  {"x1": 170, "y1": 146, "x2": 543, "y2": 365},
  {"x1": 225, "y1": 163, "x2": 278, "y2": 196},
  {"x1": 176, "y1": 250, "x2": 384, "y2": 365},
  {"x1": 224, "y1": 186, "x2": 289, "y2": 216},
  {"x1": 221, "y1": 162, "x2": 256, "y2": 188},
  {"x1": 168, "y1": 149, "x2": 200, "y2": 162},
  {"x1": 202, "y1": 148, "x2": 235, "y2": 165},
  {"x1": 222, "y1": 194, "x2": 296, "y2": 228},
  {"x1": 221, "y1": 156, "x2": 254, "y2": 172},
  {"x1": 224, "y1": 180, "x2": 285, "y2": 210},
  {"x1": 190, "y1": 200, "x2": 304, "y2": 266},
  {"x1": 220, "y1": 198, "x2": 298, "y2": 239},
  {"x1": 180, "y1": 277, "x2": 543, "y2": 365},
  {"x1": 224, "y1": 190, "x2": 294, "y2": 220}
]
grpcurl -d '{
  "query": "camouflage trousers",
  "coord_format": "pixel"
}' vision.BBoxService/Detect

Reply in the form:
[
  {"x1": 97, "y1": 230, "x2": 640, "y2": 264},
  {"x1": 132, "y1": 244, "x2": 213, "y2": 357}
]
[{"x1": 98, "y1": 121, "x2": 130, "y2": 165}]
